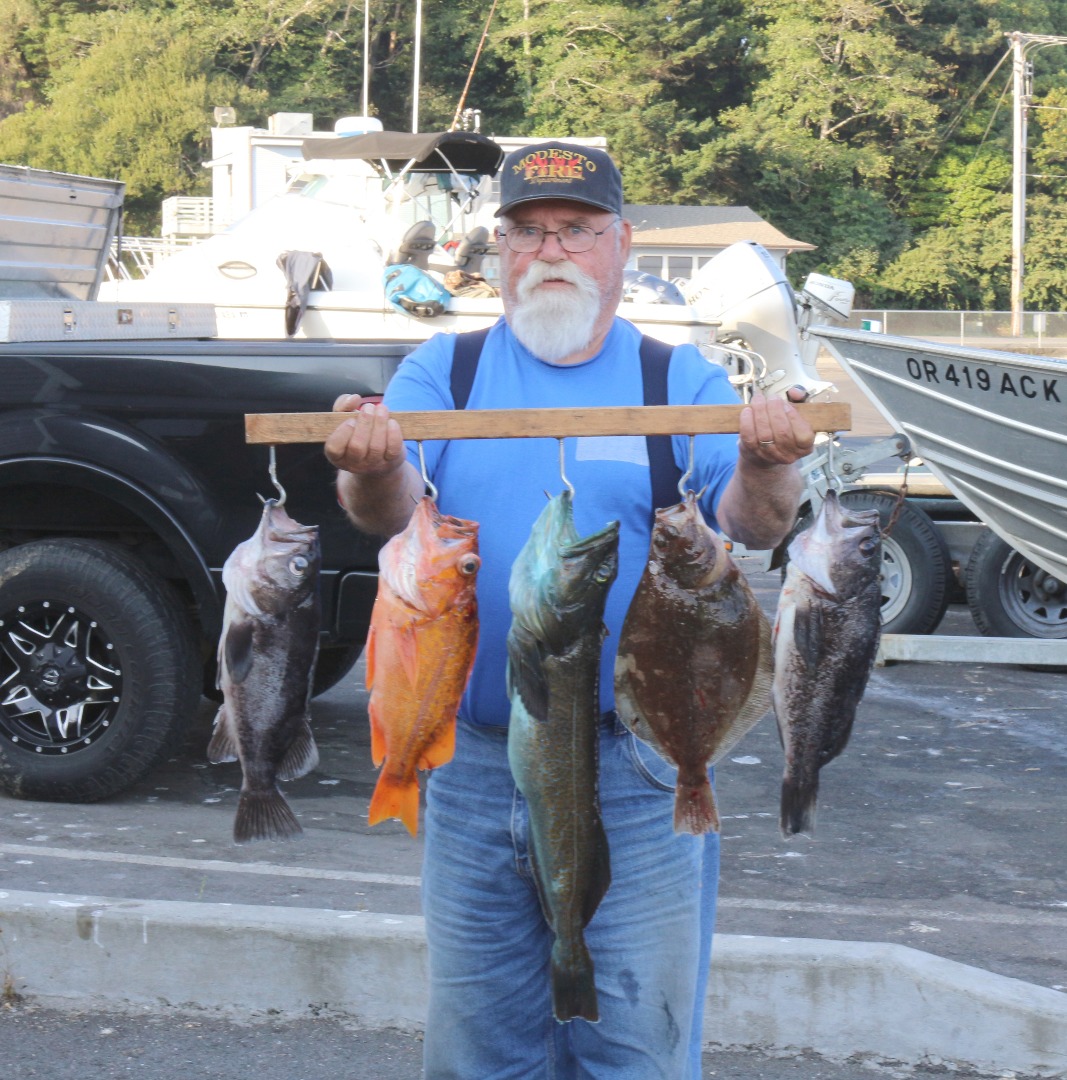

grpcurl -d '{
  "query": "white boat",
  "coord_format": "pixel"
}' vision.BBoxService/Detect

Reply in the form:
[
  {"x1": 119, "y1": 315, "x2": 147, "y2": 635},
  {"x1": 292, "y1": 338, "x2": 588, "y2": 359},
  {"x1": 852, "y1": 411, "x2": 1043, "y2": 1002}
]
[{"x1": 101, "y1": 129, "x2": 729, "y2": 352}]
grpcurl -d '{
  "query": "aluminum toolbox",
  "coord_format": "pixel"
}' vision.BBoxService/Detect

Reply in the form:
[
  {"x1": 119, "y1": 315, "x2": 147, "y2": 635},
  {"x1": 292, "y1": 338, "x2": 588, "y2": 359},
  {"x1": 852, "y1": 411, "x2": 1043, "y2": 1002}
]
[{"x1": 0, "y1": 300, "x2": 217, "y2": 342}]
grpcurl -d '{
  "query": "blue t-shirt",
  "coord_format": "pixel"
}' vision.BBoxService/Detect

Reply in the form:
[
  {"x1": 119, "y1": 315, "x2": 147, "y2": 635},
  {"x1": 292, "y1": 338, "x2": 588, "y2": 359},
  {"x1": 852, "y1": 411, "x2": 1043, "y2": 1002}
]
[{"x1": 382, "y1": 316, "x2": 741, "y2": 728}]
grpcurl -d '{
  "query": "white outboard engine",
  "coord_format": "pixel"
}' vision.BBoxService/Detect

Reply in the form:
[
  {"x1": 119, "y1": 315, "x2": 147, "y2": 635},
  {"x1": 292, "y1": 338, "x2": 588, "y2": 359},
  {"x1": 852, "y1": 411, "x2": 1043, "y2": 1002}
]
[
  {"x1": 622, "y1": 269, "x2": 687, "y2": 306},
  {"x1": 683, "y1": 241, "x2": 848, "y2": 398}
]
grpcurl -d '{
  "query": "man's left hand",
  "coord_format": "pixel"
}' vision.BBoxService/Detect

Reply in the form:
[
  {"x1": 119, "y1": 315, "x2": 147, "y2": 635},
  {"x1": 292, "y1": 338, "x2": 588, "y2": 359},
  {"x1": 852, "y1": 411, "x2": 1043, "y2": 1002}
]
[{"x1": 738, "y1": 389, "x2": 817, "y2": 467}]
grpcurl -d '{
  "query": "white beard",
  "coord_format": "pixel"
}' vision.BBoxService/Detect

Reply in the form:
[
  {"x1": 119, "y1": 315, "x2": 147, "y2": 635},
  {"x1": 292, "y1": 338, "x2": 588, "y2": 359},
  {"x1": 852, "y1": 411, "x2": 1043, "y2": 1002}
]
[{"x1": 507, "y1": 260, "x2": 603, "y2": 362}]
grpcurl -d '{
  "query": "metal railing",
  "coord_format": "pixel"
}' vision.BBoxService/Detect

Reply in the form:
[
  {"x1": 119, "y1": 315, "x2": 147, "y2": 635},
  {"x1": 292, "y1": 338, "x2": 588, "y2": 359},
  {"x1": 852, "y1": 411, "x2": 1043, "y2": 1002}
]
[{"x1": 106, "y1": 236, "x2": 198, "y2": 280}]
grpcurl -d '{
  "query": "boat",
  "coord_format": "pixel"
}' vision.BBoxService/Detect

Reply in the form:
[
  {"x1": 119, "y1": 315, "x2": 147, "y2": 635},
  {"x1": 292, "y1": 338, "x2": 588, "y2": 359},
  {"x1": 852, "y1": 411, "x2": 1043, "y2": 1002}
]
[
  {"x1": 810, "y1": 325, "x2": 1067, "y2": 588},
  {"x1": 101, "y1": 129, "x2": 722, "y2": 349}
]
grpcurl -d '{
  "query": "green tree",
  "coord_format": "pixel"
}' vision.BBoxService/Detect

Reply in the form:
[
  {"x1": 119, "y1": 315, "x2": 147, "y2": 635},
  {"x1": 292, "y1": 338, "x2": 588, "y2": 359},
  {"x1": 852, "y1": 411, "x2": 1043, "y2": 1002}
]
[{"x1": 0, "y1": 8, "x2": 262, "y2": 230}]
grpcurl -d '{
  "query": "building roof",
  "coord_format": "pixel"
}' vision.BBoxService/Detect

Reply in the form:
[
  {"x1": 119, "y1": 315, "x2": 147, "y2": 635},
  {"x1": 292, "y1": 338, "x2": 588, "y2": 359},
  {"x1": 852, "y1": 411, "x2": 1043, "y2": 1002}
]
[{"x1": 625, "y1": 204, "x2": 815, "y2": 253}]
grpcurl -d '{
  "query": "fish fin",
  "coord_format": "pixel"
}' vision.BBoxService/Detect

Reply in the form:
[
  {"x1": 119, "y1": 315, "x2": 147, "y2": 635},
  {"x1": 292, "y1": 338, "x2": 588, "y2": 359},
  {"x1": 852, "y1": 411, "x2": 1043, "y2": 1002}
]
[
  {"x1": 368, "y1": 771, "x2": 420, "y2": 836},
  {"x1": 416, "y1": 720, "x2": 456, "y2": 771},
  {"x1": 368, "y1": 697, "x2": 387, "y2": 767},
  {"x1": 506, "y1": 626, "x2": 550, "y2": 721},
  {"x1": 674, "y1": 772, "x2": 720, "y2": 835},
  {"x1": 582, "y1": 820, "x2": 612, "y2": 926},
  {"x1": 397, "y1": 622, "x2": 420, "y2": 688},
  {"x1": 223, "y1": 619, "x2": 256, "y2": 684},
  {"x1": 277, "y1": 720, "x2": 319, "y2": 781},
  {"x1": 551, "y1": 938, "x2": 599, "y2": 1023},
  {"x1": 709, "y1": 609, "x2": 775, "y2": 765},
  {"x1": 365, "y1": 623, "x2": 376, "y2": 689},
  {"x1": 791, "y1": 602, "x2": 825, "y2": 671},
  {"x1": 233, "y1": 788, "x2": 302, "y2": 844},
  {"x1": 780, "y1": 773, "x2": 818, "y2": 837},
  {"x1": 206, "y1": 706, "x2": 239, "y2": 763}
]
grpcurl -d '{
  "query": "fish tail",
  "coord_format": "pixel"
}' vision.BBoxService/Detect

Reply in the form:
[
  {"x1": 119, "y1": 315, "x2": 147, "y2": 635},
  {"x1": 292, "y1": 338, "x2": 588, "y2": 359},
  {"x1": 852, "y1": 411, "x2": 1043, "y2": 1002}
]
[
  {"x1": 780, "y1": 774, "x2": 818, "y2": 837},
  {"x1": 551, "y1": 938, "x2": 599, "y2": 1023},
  {"x1": 673, "y1": 774, "x2": 720, "y2": 835},
  {"x1": 368, "y1": 771, "x2": 420, "y2": 837},
  {"x1": 233, "y1": 788, "x2": 302, "y2": 844}
]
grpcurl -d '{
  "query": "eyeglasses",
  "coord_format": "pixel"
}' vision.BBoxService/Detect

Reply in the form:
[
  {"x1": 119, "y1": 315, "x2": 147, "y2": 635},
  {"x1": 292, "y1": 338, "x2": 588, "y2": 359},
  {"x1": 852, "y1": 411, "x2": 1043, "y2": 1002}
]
[{"x1": 496, "y1": 220, "x2": 618, "y2": 254}]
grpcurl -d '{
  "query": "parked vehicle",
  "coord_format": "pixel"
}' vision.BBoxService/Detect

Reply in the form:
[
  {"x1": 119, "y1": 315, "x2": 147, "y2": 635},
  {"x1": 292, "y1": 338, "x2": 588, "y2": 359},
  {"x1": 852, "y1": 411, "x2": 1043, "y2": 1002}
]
[{"x1": 0, "y1": 329, "x2": 412, "y2": 801}]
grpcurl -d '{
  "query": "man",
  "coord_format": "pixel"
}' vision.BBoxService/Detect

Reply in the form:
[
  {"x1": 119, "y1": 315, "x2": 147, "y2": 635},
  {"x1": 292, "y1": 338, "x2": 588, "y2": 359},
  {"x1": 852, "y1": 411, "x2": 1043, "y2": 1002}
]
[{"x1": 326, "y1": 141, "x2": 815, "y2": 1079}]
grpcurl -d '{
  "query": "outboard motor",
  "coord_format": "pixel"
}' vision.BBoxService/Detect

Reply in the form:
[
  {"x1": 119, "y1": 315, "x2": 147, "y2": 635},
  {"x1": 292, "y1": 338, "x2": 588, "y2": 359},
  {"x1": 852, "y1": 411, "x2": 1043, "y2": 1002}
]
[
  {"x1": 622, "y1": 269, "x2": 687, "y2": 305},
  {"x1": 683, "y1": 241, "x2": 835, "y2": 397}
]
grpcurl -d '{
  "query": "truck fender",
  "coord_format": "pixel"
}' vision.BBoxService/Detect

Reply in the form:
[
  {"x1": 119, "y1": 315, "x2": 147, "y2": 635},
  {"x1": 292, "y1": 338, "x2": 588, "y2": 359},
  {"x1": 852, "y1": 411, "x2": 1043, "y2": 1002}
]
[{"x1": 0, "y1": 455, "x2": 222, "y2": 637}]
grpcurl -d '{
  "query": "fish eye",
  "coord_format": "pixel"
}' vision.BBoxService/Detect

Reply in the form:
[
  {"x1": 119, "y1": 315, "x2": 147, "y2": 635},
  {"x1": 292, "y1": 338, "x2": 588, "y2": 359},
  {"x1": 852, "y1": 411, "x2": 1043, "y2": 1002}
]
[
  {"x1": 859, "y1": 536, "x2": 880, "y2": 556},
  {"x1": 288, "y1": 554, "x2": 309, "y2": 576},
  {"x1": 459, "y1": 555, "x2": 480, "y2": 576}
]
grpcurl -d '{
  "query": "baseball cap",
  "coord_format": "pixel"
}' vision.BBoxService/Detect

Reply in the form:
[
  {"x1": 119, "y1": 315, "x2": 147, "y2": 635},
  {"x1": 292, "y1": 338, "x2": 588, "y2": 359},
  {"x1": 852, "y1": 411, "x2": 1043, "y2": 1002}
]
[{"x1": 495, "y1": 141, "x2": 623, "y2": 218}]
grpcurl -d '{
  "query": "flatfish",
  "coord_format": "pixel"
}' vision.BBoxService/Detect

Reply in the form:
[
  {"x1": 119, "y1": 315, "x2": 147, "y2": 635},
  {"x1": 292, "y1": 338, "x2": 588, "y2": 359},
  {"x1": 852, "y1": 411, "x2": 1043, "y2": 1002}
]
[{"x1": 615, "y1": 491, "x2": 773, "y2": 834}]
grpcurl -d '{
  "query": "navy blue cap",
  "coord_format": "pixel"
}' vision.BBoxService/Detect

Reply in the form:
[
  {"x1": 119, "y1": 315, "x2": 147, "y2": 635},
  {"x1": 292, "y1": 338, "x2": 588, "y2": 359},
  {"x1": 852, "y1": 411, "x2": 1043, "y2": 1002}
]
[{"x1": 495, "y1": 142, "x2": 623, "y2": 218}]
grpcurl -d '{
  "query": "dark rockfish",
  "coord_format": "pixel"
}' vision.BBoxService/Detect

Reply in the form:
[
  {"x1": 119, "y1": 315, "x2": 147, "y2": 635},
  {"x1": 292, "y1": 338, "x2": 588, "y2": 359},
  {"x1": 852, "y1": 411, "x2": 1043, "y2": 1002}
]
[
  {"x1": 615, "y1": 491, "x2": 773, "y2": 835},
  {"x1": 208, "y1": 499, "x2": 322, "y2": 843},
  {"x1": 506, "y1": 490, "x2": 619, "y2": 1024},
  {"x1": 773, "y1": 489, "x2": 882, "y2": 837}
]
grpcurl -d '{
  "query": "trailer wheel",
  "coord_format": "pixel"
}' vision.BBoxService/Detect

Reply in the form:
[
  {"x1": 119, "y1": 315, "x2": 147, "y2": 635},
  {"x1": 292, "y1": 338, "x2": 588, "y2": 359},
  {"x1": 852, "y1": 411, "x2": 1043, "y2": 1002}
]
[
  {"x1": 785, "y1": 491, "x2": 953, "y2": 635},
  {"x1": 965, "y1": 531, "x2": 1067, "y2": 641},
  {"x1": 0, "y1": 539, "x2": 201, "y2": 802}
]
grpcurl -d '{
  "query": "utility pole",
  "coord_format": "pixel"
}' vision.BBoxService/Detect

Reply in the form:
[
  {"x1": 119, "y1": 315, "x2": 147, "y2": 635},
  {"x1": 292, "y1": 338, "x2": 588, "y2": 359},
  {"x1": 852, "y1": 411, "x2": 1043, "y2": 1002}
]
[{"x1": 1008, "y1": 31, "x2": 1067, "y2": 336}]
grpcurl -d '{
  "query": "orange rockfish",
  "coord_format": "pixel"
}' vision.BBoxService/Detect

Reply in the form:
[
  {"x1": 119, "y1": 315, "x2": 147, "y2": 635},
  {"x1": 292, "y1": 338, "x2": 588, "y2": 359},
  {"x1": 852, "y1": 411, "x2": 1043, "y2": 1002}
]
[{"x1": 365, "y1": 496, "x2": 480, "y2": 836}]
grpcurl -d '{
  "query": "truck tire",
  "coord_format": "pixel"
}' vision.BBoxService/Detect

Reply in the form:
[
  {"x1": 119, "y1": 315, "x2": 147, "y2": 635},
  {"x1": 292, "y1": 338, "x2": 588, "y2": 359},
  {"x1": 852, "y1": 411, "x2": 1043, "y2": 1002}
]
[
  {"x1": 784, "y1": 490, "x2": 953, "y2": 635},
  {"x1": 312, "y1": 640, "x2": 364, "y2": 697},
  {"x1": 0, "y1": 539, "x2": 201, "y2": 802},
  {"x1": 965, "y1": 530, "x2": 1067, "y2": 640}
]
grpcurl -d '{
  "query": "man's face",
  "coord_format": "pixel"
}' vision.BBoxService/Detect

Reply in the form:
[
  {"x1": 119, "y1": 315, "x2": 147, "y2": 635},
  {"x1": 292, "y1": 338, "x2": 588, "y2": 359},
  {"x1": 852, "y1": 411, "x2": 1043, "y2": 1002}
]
[{"x1": 496, "y1": 199, "x2": 632, "y2": 362}]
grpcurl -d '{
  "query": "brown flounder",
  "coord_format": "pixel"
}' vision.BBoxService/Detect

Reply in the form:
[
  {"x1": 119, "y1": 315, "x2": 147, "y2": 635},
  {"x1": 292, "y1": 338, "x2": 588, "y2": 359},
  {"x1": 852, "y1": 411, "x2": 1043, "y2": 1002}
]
[{"x1": 614, "y1": 491, "x2": 773, "y2": 834}]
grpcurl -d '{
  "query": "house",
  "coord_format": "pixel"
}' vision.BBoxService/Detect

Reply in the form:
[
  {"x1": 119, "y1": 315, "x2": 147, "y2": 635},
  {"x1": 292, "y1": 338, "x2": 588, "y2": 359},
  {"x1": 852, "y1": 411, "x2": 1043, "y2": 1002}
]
[{"x1": 626, "y1": 204, "x2": 814, "y2": 282}]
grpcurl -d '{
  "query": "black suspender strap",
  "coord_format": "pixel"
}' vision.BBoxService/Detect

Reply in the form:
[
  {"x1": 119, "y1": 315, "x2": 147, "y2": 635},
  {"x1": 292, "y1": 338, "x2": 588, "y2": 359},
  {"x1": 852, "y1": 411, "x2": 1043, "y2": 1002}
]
[
  {"x1": 450, "y1": 327, "x2": 491, "y2": 410},
  {"x1": 638, "y1": 335, "x2": 682, "y2": 511},
  {"x1": 449, "y1": 328, "x2": 680, "y2": 509}
]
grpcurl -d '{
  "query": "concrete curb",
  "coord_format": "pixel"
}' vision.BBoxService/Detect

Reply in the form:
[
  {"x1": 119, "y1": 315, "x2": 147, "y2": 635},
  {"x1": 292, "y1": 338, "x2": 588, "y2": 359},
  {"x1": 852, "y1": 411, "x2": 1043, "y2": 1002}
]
[{"x1": 2, "y1": 890, "x2": 1065, "y2": 1077}]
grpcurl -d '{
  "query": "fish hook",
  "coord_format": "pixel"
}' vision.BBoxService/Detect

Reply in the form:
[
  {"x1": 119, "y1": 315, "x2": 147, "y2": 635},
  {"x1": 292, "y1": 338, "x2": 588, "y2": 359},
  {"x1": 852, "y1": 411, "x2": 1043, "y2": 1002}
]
[
  {"x1": 268, "y1": 444, "x2": 287, "y2": 506},
  {"x1": 558, "y1": 439, "x2": 575, "y2": 497},
  {"x1": 677, "y1": 434, "x2": 696, "y2": 499},
  {"x1": 824, "y1": 435, "x2": 845, "y2": 493},
  {"x1": 417, "y1": 441, "x2": 439, "y2": 502}
]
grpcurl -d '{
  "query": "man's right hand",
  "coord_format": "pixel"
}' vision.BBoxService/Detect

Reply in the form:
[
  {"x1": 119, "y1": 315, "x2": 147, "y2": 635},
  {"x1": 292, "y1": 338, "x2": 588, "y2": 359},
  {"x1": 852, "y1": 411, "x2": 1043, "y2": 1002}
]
[{"x1": 325, "y1": 394, "x2": 407, "y2": 477}]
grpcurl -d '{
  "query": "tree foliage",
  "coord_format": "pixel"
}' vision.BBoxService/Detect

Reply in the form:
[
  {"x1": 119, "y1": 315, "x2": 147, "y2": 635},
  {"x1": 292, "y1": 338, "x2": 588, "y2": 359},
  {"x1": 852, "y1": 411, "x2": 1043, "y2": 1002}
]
[{"x1": 2, "y1": 0, "x2": 1067, "y2": 305}]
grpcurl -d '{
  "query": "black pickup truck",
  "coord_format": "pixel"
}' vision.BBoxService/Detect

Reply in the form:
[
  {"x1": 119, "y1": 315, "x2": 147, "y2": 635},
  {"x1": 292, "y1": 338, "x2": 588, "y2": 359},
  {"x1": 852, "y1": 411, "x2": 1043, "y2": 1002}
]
[{"x1": 0, "y1": 336, "x2": 413, "y2": 801}]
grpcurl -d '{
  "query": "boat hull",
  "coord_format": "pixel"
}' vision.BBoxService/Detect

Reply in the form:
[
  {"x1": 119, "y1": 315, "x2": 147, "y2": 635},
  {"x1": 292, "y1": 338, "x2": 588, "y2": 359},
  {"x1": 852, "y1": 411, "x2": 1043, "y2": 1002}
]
[{"x1": 812, "y1": 326, "x2": 1067, "y2": 584}]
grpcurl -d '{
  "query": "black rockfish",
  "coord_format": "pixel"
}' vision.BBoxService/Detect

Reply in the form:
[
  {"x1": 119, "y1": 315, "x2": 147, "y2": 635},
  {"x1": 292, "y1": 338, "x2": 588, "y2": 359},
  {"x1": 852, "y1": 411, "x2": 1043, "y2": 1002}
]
[
  {"x1": 208, "y1": 499, "x2": 322, "y2": 843},
  {"x1": 773, "y1": 489, "x2": 882, "y2": 837},
  {"x1": 615, "y1": 491, "x2": 773, "y2": 834},
  {"x1": 506, "y1": 490, "x2": 619, "y2": 1024}
]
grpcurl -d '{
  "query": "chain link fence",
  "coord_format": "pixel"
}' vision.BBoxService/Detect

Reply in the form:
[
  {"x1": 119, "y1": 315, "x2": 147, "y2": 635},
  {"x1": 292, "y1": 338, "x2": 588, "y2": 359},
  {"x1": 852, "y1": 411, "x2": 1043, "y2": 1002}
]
[{"x1": 850, "y1": 310, "x2": 1067, "y2": 348}]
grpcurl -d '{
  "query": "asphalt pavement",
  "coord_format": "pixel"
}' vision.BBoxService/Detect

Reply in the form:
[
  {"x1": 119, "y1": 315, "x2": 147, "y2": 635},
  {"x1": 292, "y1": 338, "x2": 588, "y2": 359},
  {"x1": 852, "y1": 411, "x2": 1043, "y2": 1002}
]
[
  {"x1": 2, "y1": 1000, "x2": 1037, "y2": 1080},
  {"x1": 2, "y1": 584, "x2": 1066, "y2": 1078}
]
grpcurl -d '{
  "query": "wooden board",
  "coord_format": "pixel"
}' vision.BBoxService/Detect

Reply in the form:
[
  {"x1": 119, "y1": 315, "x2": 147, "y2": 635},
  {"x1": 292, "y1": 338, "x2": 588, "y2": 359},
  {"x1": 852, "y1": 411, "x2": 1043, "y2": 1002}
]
[{"x1": 245, "y1": 402, "x2": 852, "y2": 444}]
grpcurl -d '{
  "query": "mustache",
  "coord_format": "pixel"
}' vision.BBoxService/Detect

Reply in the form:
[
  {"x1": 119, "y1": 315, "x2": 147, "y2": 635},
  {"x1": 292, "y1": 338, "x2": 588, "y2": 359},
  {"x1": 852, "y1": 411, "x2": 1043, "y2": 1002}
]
[{"x1": 517, "y1": 259, "x2": 594, "y2": 301}]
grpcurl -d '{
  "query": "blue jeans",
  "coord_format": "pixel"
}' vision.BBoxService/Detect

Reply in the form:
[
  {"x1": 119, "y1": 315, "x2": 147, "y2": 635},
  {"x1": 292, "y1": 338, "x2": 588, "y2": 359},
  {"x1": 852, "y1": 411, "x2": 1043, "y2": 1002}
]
[{"x1": 421, "y1": 716, "x2": 720, "y2": 1080}]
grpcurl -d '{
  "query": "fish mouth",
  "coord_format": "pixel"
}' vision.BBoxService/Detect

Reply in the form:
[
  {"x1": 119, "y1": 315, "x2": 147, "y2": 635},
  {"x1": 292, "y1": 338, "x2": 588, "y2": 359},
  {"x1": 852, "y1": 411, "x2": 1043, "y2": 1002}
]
[
  {"x1": 823, "y1": 489, "x2": 880, "y2": 533},
  {"x1": 561, "y1": 519, "x2": 620, "y2": 559}
]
